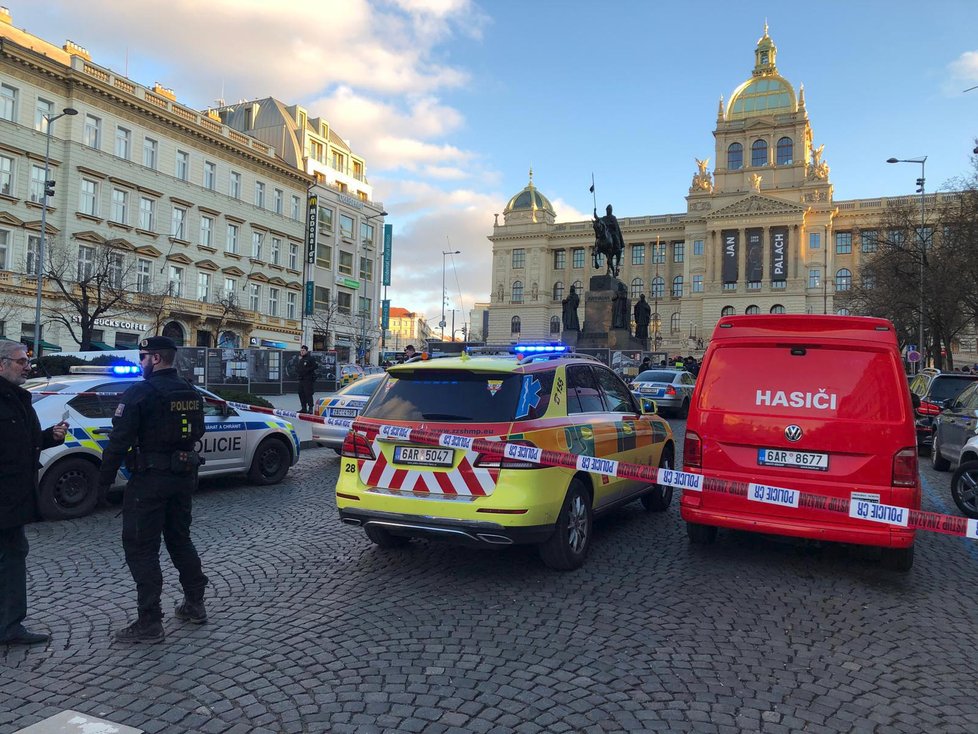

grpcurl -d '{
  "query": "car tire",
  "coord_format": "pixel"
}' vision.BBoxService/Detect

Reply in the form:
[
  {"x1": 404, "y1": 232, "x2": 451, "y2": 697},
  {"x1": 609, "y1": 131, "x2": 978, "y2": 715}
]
[
  {"x1": 641, "y1": 445, "x2": 674, "y2": 512},
  {"x1": 677, "y1": 399, "x2": 690, "y2": 419},
  {"x1": 364, "y1": 525, "x2": 410, "y2": 548},
  {"x1": 686, "y1": 521, "x2": 717, "y2": 544},
  {"x1": 880, "y1": 545, "x2": 914, "y2": 572},
  {"x1": 931, "y1": 433, "x2": 951, "y2": 471},
  {"x1": 37, "y1": 458, "x2": 99, "y2": 521},
  {"x1": 247, "y1": 437, "x2": 292, "y2": 485},
  {"x1": 539, "y1": 479, "x2": 593, "y2": 571},
  {"x1": 950, "y1": 461, "x2": 978, "y2": 518}
]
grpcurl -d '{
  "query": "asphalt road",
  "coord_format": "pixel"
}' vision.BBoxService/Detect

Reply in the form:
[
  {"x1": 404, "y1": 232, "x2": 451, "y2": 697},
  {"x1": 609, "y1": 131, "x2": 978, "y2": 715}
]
[{"x1": 2, "y1": 417, "x2": 977, "y2": 734}]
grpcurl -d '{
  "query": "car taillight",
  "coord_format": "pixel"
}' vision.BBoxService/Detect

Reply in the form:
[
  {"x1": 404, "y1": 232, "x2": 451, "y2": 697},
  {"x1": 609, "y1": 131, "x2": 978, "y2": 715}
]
[
  {"x1": 684, "y1": 431, "x2": 702, "y2": 469},
  {"x1": 475, "y1": 440, "x2": 539, "y2": 469},
  {"x1": 666, "y1": 385, "x2": 677, "y2": 396},
  {"x1": 917, "y1": 400, "x2": 941, "y2": 416},
  {"x1": 892, "y1": 447, "x2": 918, "y2": 487},
  {"x1": 340, "y1": 431, "x2": 375, "y2": 460}
]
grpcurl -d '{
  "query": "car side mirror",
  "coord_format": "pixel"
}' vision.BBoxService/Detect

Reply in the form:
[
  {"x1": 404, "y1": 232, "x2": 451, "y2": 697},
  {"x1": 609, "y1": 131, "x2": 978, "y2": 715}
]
[{"x1": 637, "y1": 397, "x2": 658, "y2": 415}]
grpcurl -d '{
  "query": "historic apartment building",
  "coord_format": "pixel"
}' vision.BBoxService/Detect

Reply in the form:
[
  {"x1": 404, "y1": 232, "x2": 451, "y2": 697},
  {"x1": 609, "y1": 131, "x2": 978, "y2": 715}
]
[
  {"x1": 487, "y1": 27, "x2": 941, "y2": 354},
  {"x1": 0, "y1": 9, "x2": 384, "y2": 362}
]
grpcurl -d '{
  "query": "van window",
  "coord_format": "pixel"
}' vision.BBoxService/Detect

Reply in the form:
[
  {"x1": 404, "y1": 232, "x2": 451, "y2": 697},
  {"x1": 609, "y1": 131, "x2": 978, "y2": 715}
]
[
  {"x1": 700, "y1": 345, "x2": 904, "y2": 422},
  {"x1": 592, "y1": 367, "x2": 635, "y2": 413},
  {"x1": 566, "y1": 365, "x2": 605, "y2": 414}
]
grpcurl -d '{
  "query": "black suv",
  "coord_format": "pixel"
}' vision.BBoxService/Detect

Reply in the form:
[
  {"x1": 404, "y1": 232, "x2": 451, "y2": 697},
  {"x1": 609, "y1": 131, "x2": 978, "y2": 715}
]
[{"x1": 908, "y1": 368, "x2": 978, "y2": 449}]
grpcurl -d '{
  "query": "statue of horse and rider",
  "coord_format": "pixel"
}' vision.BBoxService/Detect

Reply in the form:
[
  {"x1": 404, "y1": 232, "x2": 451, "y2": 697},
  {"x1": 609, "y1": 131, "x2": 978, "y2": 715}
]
[{"x1": 592, "y1": 204, "x2": 624, "y2": 278}]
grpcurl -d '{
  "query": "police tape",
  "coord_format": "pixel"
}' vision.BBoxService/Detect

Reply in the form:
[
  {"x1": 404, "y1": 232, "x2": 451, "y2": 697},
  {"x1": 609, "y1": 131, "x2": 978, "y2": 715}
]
[{"x1": 353, "y1": 421, "x2": 978, "y2": 542}]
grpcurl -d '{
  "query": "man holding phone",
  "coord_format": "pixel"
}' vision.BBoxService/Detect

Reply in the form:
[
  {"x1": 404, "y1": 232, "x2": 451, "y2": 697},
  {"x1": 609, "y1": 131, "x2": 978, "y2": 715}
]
[{"x1": 0, "y1": 340, "x2": 67, "y2": 645}]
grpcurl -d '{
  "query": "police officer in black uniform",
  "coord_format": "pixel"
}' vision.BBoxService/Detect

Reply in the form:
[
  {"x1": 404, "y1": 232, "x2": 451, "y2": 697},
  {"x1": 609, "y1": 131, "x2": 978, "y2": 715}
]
[
  {"x1": 295, "y1": 345, "x2": 318, "y2": 414},
  {"x1": 99, "y1": 336, "x2": 208, "y2": 643}
]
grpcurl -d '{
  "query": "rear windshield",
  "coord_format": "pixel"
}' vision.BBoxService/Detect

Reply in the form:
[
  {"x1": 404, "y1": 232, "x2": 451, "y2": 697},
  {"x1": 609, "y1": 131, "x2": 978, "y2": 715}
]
[
  {"x1": 700, "y1": 344, "x2": 904, "y2": 421},
  {"x1": 636, "y1": 371, "x2": 678, "y2": 383},
  {"x1": 364, "y1": 369, "x2": 553, "y2": 423},
  {"x1": 931, "y1": 375, "x2": 978, "y2": 401},
  {"x1": 344, "y1": 376, "x2": 382, "y2": 397}
]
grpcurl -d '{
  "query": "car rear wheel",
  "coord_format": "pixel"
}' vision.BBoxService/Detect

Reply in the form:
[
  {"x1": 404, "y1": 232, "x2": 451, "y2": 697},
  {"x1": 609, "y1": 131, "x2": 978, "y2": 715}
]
[
  {"x1": 641, "y1": 446, "x2": 674, "y2": 512},
  {"x1": 881, "y1": 545, "x2": 914, "y2": 572},
  {"x1": 247, "y1": 437, "x2": 292, "y2": 485},
  {"x1": 686, "y1": 521, "x2": 717, "y2": 544},
  {"x1": 950, "y1": 461, "x2": 978, "y2": 518},
  {"x1": 364, "y1": 525, "x2": 410, "y2": 548},
  {"x1": 677, "y1": 399, "x2": 690, "y2": 419},
  {"x1": 931, "y1": 434, "x2": 950, "y2": 471},
  {"x1": 539, "y1": 479, "x2": 592, "y2": 571},
  {"x1": 37, "y1": 458, "x2": 99, "y2": 521}
]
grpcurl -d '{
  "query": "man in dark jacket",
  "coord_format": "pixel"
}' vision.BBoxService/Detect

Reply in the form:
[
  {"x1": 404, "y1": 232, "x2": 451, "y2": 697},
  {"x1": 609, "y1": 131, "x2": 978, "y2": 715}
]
[
  {"x1": 99, "y1": 336, "x2": 208, "y2": 643},
  {"x1": 0, "y1": 339, "x2": 67, "y2": 645},
  {"x1": 295, "y1": 345, "x2": 318, "y2": 414}
]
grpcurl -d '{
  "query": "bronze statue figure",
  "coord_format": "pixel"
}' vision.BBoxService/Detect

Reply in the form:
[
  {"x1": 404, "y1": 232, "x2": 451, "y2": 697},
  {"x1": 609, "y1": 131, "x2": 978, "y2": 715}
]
[
  {"x1": 592, "y1": 204, "x2": 624, "y2": 277},
  {"x1": 561, "y1": 284, "x2": 580, "y2": 332},
  {"x1": 612, "y1": 282, "x2": 629, "y2": 331},
  {"x1": 633, "y1": 293, "x2": 652, "y2": 340}
]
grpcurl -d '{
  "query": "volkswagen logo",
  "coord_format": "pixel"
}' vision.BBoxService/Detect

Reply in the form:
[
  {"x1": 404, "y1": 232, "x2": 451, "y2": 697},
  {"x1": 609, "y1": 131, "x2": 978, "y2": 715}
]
[{"x1": 784, "y1": 425, "x2": 803, "y2": 442}]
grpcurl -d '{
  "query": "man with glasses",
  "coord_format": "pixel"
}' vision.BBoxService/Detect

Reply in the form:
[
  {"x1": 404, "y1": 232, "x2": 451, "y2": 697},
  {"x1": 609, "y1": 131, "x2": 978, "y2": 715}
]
[
  {"x1": 0, "y1": 339, "x2": 67, "y2": 646},
  {"x1": 99, "y1": 336, "x2": 208, "y2": 643}
]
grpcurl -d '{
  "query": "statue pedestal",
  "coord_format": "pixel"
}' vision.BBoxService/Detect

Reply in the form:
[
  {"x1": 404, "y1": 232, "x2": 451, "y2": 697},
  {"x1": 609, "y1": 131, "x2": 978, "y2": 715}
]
[
  {"x1": 577, "y1": 276, "x2": 648, "y2": 351},
  {"x1": 561, "y1": 329, "x2": 579, "y2": 348}
]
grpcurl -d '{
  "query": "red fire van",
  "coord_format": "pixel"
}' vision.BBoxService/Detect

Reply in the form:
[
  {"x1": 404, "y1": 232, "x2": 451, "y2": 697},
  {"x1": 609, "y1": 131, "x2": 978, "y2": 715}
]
[{"x1": 680, "y1": 315, "x2": 920, "y2": 570}]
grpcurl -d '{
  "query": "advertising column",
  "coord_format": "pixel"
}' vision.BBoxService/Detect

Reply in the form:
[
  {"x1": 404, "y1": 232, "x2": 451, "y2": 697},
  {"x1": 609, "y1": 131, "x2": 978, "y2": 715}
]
[{"x1": 721, "y1": 229, "x2": 739, "y2": 285}]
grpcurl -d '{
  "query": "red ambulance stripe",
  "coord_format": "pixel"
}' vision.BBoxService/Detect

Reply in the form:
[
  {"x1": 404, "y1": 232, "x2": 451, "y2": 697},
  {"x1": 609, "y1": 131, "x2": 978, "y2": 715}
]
[
  {"x1": 366, "y1": 452, "x2": 388, "y2": 486},
  {"x1": 434, "y1": 471, "x2": 458, "y2": 495},
  {"x1": 457, "y1": 459, "x2": 487, "y2": 496},
  {"x1": 391, "y1": 468, "x2": 412, "y2": 491}
]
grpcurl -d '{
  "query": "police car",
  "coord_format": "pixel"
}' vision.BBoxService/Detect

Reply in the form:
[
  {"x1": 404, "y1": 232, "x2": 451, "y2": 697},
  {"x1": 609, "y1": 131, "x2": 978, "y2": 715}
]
[
  {"x1": 29, "y1": 366, "x2": 300, "y2": 521},
  {"x1": 311, "y1": 373, "x2": 385, "y2": 452}
]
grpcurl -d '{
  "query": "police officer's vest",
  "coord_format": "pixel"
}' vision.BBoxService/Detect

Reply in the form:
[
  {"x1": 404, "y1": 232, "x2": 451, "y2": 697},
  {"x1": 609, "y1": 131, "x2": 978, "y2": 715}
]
[{"x1": 146, "y1": 379, "x2": 205, "y2": 447}]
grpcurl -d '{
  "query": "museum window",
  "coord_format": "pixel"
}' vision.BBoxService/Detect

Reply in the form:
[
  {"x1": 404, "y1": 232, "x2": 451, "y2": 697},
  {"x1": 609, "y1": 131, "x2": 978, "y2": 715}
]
[
  {"x1": 652, "y1": 243, "x2": 665, "y2": 264},
  {"x1": 860, "y1": 230, "x2": 878, "y2": 253},
  {"x1": 747, "y1": 281, "x2": 761, "y2": 290},
  {"x1": 862, "y1": 273, "x2": 876, "y2": 289},
  {"x1": 553, "y1": 249, "x2": 566, "y2": 269},
  {"x1": 770, "y1": 304, "x2": 785, "y2": 314},
  {"x1": 511, "y1": 316, "x2": 521, "y2": 334},
  {"x1": 835, "y1": 268, "x2": 852, "y2": 291},
  {"x1": 809, "y1": 232, "x2": 820, "y2": 250},
  {"x1": 693, "y1": 239, "x2": 704, "y2": 256},
  {"x1": 512, "y1": 280, "x2": 523, "y2": 303},
  {"x1": 692, "y1": 274, "x2": 703, "y2": 293},
  {"x1": 651, "y1": 276, "x2": 664, "y2": 299},
  {"x1": 553, "y1": 281, "x2": 564, "y2": 302},
  {"x1": 631, "y1": 244, "x2": 645, "y2": 265},
  {"x1": 721, "y1": 306, "x2": 735, "y2": 317},
  {"x1": 722, "y1": 283, "x2": 736, "y2": 291},
  {"x1": 776, "y1": 137, "x2": 793, "y2": 165},
  {"x1": 512, "y1": 248, "x2": 525, "y2": 269},
  {"x1": 835, "y1": 231, "x2": 852, "y2": 254},
  {"x1": 572, "y1": 248, "x2": 585, "y2": 269},
  {"x1": 727, "y1": 143, "x2": 743, "y2": 170},
  {"x1": 771, "y1": 280, "x2": 786, "y2": 289},
  {"x1": 672, "y1": 276, "x2": 683, "y2": 298},
  {"x1": 670, "y1": 313, "x2": 681, "y2": 333},
  {"x1": 630, "y1": 278, "x2": 643, "y2": 299},
  {"x1": 571, "y1": 280, "x2": 582, "y2": 294},
  {"x1": 550, "y1": 316, "x2": 560, "y2": 334},
  {"x1": 673, "y1": 242, "x2": 684, "y2": 263},
  {"x1": 751, "y1": 139, "x2": 767, "y2": 167},
  {"x1": 746, "y1": 305, "x2": 760, "y2": 315},
  {"x1": 836, "y1": 308, "x2": 851, "y2": 316},
  {"x1": 808, "y1": 268, "x2": 821, "y2": 288}
]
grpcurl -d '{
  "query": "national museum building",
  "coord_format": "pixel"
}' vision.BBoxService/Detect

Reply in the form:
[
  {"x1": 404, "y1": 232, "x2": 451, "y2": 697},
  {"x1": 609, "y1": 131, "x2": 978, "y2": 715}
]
[{"x1": 487, "y1": 27, "x2": 932, "y2": 353}]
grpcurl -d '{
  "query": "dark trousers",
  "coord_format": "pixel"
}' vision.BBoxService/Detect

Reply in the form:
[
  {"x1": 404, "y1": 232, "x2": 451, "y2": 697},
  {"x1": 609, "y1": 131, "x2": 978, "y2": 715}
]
[
  {"x1": 122, "y1": 473, "x2": 207, "y2": 622},
  {"x1": 0, "y1": 525, "x2": 29, "y2": 639},
  {"x1": 298, "y1": 379, "x2": 315, "y2": 413}
]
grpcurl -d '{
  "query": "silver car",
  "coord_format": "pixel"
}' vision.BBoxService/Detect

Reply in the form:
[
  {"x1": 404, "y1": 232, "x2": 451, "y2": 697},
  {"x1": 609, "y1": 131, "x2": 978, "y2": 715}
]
[
  {"x1": 312, "y1": 373, "x2": 384, "y2": 452},
  {"x1": 630, "y1": 369, "x2": 696, "y2": 418}
]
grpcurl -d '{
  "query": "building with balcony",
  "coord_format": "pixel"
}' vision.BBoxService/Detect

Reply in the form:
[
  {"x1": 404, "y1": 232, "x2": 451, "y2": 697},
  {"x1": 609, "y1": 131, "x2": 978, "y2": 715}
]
[{"x1": 385, "y1": 306, "x2": 433, "y2": 352}]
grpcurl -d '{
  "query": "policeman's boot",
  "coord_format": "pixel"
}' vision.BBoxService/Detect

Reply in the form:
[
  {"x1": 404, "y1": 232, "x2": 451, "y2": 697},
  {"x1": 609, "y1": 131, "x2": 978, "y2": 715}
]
[
  {"x1": 114, "y1": 617, "x2": 164, "y2": 644},
  {"x1": 174, "y1": 596, "x2": 207, "y2": 624}
]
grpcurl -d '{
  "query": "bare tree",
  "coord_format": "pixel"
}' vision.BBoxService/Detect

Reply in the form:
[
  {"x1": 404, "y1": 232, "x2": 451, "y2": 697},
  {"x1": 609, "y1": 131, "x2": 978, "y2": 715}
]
[
  {"x1": 204, "y1": 289, "x2": 248, "y2": 347},
  {"x1": 306, "y1": 295, "x2": 342, "y2": 350},
  {"x1": 43, "y1": 239, "x2": 137, "y2": 350}
]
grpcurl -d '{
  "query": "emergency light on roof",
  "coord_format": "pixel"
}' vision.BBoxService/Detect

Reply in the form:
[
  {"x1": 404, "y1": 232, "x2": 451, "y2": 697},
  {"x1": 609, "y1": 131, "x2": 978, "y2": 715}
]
[
  {"x1": 512, "y1": 343, "x2": 567, "y2": 354},
  {"x1": 68, "y1": 365, "x2": 141, "y2": 375}
]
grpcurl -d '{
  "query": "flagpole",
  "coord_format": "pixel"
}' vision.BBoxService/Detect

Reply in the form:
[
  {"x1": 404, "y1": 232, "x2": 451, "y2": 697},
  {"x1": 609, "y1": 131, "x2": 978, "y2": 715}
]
[{"x1": 590, "y1": 173, "x2": 597, "y2": 212}]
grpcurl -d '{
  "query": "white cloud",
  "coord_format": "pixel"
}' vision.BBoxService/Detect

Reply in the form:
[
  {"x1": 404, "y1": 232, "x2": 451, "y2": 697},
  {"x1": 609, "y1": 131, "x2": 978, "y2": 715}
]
[{"x1": 945, "y1": 50, "x2": 978, "y2": 95}]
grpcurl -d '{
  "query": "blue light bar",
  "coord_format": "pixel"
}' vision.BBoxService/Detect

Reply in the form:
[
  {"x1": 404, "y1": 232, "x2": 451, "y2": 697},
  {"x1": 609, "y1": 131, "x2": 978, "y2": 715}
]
[
  {"x1": 513, "y1": 343, "x2": 567, "y2": 354},
  {"x1": 111, "y1": 365, "x2": 141, "y2": 375}
]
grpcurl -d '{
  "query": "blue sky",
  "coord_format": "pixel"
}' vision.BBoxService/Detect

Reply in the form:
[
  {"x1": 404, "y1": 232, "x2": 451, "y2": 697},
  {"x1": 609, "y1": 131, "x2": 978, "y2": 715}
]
[{"x1": 10, "y1": 1, "x2": 978, "y2": 330}]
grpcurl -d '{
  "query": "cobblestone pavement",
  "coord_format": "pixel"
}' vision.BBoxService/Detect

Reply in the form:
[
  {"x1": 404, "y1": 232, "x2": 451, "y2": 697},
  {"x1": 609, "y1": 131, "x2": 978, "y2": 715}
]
[{"x1": 2, "y1": 419, "x2": 978, "y2": 734}]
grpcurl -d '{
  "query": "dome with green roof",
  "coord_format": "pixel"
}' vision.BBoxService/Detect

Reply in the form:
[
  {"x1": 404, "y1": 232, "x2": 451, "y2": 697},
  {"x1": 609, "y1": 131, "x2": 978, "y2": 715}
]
[
  {"x1": 727, "y1": 24, "x2": 797, "y2": 121},
  {"x1": 503, "y1": 169, "x2": 555, "y2": 224}
]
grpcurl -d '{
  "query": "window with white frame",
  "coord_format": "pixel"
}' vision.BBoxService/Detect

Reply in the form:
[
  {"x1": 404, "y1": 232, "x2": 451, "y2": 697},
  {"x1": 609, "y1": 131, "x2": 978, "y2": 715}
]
[
  {"x1": 143, "y1": 138, "x2": 158, "y2": 169},
  {"x1": 84, "y1": 115, "x2": 101, "y2": 149},
  {"x1": 251, "y1": 232, "x2": 263, "y2": 259},
  {"x1": 0, "y1": 229, "x2": 8, "y2": 269},
  {"x1": 360, "y1": 256, "x2": 373, "y2": 281},
  {"x1": 631, "y1": 244, "x2": 645, "y2": 265},
  {"x1": 26, "y1": 235, "x2": 40, "y2": 275},
  {"x1": 273, "y1": 188, "x2": 283, "y2": 214},
  {"x1": 512, "y1": 248, "x2": 525, "y2": 269},
  {"x1": 168, "y1": 265, "x2": 184, "y2": 297},
  {"x1": 630, "y1": 278, "x2": 644, "y2": 298},
  {"x1": 254, "y1": 181, "x2": 265, "y2": 208},
  {"x1": 337, "y1": 291, "x2": 352, "y2": 314},
  {"x1": 338, "y1": 250, "x2": 353, "y2": 276},
  {"x1": 108, "y1": 252, "x2": 124, "y2": 288},
  {"x1": 136, "y1": 258, "x2": 152, "y2": 292},
  {"x1": 249, "y1": 283, "x2": 261, "y2": 311},
  {"x1": 0, "y1": 84, "x2": 16, "y2": 122},
  {"x1": 200, "y1": 216, "x2": 214, "y2": 246},
  {"x1": 553, "y1": 249, "x2": 566, "y2": 269},
  {"x1": 651, "y1": 276, "x2": 664, "y2": 299},
  {"x1": 175, "y1": 150, "x2": 189, "y2": 181},
  {"x1": 171, "y1": 206, "x2": 187, "y2": 239},
  {"x1": 835, "y1": 268, "x2": 852, "y2": 291},
  {"x1": 226, "y1": 223, "x2": 239, "y2": 254},
  {"x1": 110, "y1": 188, "x2": 128, "y2": 223},
  {"x1": 808, "y1": 268, "x2": 821, "y2": 288},
  {"x1": 35, "y1": 98, "x2": 53, "y2": 132},
  {"x1": 339, "y1": 213, "x2": 354, "y2": 239},
  {"x1": 553, "y1": 281, "x2": 564, "y2": 301},
  {"x1": 291, "y1": 195, "x2": 300, "y2": 220},
  {"x1": 512, "y1": 280, "x2": 524, "y2": 303},
  {"x1": 203, "y1": 161, "x2": 216, "y2": 190},
  {"x1": 30, "y1": 165, "x2": 46, "y2": 203},
  {"x1": 361, "y1": 221, "x2": 375, "y2": 249},
  {"x1": 288, "y1": 242, "x2": 298, "y2": 269},
  {"x1": 198, "y1": 271, "x2": 210, "y2": 302},
  {"x1": 0, "y1": 155, "x2": 13, "y2": 195},
  {"x1": 286, "y1": 291, "x2": 297, "y2": 319},
  {"x1": 268, "y1": 287, "x2": 279, "y2": 316},
  {"x1": 270, "y1": 237, "x2": 281, "y2": 265},
  {"x1": 138, "y1": 197, "x2": 155, "y2": 230},
  {"x1": 314, "y1": 286, "x2": 331, "y2": 311},
  {"x1": 223, "y1": 277, "x2": 236, "y2": 299},
  {"x1": 653, "y1": 243, "x2": 666, "y2": 264},
  {"x1": 672, "y1": 276, "x2": 683, "y2": 297},
  {"x1": 673, "y1": 242, "x2": 685, "y2": 263},
  {"x1": 319, "y1": 206, "x2": 334, "y2": 232},
  {"x1": 230, "y1": 171, "x2": 241, "y2": 199},
  {"x1": 77, "y1": 245, "x2": 95, "y2": 281},
  {"x1": 79, "y1": 179, "x2": 98, "y2": 216},
  {"x1": 572, "y1": 248, "x2": 585, "y2": 268},
  {"x1": 115, "y1": 126, "x2": 131, "y2": 159},
  {"x1": 670, "y1": 312, "x2": 681, "y2": 333},
  {"x1": 693, "y1": 239, "x2": 704, "y2": 256}
]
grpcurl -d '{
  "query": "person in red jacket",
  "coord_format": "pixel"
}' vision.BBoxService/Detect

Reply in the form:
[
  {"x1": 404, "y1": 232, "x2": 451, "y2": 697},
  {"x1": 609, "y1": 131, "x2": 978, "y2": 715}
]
[{"x1": 0, "y1": 340, "x2": 66, "y2": 646}]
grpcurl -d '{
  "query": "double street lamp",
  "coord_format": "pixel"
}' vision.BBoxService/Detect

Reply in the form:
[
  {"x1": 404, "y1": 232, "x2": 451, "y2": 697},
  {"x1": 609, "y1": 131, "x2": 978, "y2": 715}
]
[
  {"x1": 440, "y1": 249, "x2": 459, "y2": 341},
  {"x1": 886, "y1": 156, "x2": 927, "y2": 370},
  {"x1": 33, "y1": 107, "x2": 78, "y2": 359}
]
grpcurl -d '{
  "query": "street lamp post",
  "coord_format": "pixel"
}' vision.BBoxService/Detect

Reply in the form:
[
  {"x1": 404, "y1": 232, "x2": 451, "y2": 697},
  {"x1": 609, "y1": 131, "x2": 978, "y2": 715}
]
[
  {"x1": 358, "y1": 208, "x2": 387, "y2": 365},
  {"x1": 887, "y1": 156, "x2": 927, "y2": 370},
  {"x1": 34, "y1": 107, "x2": 77, "y2": 358},
  {"x1": 441, "y1": 249, "x2": 459, "y2": 341}
]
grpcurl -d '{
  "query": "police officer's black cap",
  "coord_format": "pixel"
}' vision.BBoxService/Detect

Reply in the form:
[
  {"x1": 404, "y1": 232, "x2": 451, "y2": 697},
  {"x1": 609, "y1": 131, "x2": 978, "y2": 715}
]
[{"x1": 139, "y1": 336, "x2": 178, "y2": 351}]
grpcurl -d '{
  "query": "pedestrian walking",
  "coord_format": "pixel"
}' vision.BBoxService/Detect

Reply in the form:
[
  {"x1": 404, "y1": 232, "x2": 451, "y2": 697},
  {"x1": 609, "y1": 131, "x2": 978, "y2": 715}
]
[
  {"x1": 0, "y1": 339, "x2": 67, "y2": 646},
  {"x1": 99, "y1": 336, "x2": 208, "y2": 644},
  {"x1": 296, "y1": 345, "x2": 318, "y2": 414},
  {"x1": 402, "y1": 344, "x2": 417, "y2": 362}
]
